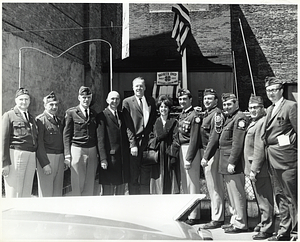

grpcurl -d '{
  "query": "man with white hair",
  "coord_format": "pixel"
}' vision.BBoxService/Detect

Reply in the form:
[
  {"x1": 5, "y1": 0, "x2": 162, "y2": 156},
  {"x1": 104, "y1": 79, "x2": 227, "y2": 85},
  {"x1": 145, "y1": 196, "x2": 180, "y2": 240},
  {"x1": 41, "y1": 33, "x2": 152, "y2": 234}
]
[{"x1": 97, "y1": 91, "x2": 136, "y2": 195}]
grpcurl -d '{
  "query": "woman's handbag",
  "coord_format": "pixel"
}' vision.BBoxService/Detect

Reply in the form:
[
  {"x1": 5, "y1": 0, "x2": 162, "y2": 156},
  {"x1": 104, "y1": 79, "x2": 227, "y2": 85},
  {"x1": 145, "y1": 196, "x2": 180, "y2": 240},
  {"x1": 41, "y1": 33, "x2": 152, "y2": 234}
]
[{"x1": 142, "y1": 149, "x2": 158, "y2": 165}]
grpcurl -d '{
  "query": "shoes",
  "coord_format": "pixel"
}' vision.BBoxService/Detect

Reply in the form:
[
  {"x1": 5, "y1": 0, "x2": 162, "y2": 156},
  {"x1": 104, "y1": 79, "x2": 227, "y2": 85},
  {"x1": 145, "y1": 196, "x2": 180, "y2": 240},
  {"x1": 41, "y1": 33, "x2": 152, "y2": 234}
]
[
  {"x1": 198, "y1": 220, "x2": 224, "y2": 229},
  {"x1": 254, "y1": 225, "x2": 261, "y2": 232},
  {"x1": 185, "y1": 219, "x2": 200, "y2": 226},
  {"x1": 224, "y1": 226, "x2": 248, "y2": 233},
  {"x1": 253, "y1": 232, "x2": 273, "y2": 240},
  {"x1": 221, "y1": 224, "x2": 233, "y2": 229},
  {"x1": 268, "y1": 234, "x2": 291, "y2": 241}
]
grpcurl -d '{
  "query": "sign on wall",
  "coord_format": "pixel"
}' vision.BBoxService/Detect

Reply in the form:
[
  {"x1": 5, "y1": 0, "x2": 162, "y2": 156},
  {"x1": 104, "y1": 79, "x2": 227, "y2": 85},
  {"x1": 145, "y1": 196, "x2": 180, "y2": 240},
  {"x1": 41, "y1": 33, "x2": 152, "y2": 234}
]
[{"x1": 157, "y1": 72, "x2": 179, "y2": 85}]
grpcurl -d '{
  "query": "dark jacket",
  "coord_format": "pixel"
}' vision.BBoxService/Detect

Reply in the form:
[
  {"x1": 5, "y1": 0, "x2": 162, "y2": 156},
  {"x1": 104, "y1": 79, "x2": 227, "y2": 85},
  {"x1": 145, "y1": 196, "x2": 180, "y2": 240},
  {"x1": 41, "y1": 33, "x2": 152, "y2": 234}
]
[
  {"x1": 97, "y1": 108, "x2": 136, "y2": 185},
  {"x1": 2, "y1": 106, "x2": 38, "y2": 167},
  {"x1": 63, "y1": 105, "x2": 97, "y2": 157},
  {"x1": 36, "y1": 111, "x2": 64, "y2": 168}
]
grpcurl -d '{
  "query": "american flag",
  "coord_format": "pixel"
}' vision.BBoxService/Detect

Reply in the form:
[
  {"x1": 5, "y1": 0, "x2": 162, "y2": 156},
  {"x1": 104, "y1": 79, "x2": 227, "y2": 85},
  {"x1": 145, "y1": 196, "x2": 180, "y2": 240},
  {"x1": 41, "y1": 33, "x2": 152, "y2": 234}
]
[{"x1": 171, "y1": 4, "x2": 191, "y2": 55}]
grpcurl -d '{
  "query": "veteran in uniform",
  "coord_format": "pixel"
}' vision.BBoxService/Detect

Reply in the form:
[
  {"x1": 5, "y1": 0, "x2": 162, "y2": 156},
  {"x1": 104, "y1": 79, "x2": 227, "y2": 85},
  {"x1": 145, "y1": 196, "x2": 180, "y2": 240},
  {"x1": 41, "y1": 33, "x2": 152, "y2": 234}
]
[
  {"x1": 176, "y1": 88, "x2": 202, "y2": 225},
  {"x1": 2, "y1": 88, "x2": 38, "y2": 197},
  {"x1": 199, "y1": 88, "x2": 226, "y2": 229},
  {"x1": 219, "y1": 93, "x2": 249, "y2": 233},
  {"x1": 36, "y1": 91, "x2": 64, "y2": 197},
  {"x1": 262, "y1": 77, "x2": 297, "y2": 241},
  {"x1": 63, "y1": 86, "x2": 98, "y2": 196},
  {"x1": 244, "y1": 94, "x2": 274, "y2": 240}
]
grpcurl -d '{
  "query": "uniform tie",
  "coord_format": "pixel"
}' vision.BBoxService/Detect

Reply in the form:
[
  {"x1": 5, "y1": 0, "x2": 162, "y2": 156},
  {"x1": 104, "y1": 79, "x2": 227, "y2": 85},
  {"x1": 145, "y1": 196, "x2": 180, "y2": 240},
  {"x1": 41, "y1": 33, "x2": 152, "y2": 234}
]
[
  {"x1": 54, "y1": 116, "x2": 58, "y2": 124},
  {"x1": 85, "y1": 109, "x2": 89, "y2": 120},
  {"x1": 266, "y1": 104, "x2": 275, "y2": 123},
  {"x1": 24, "y1": 112, "x2": 29, "y2": 122}
]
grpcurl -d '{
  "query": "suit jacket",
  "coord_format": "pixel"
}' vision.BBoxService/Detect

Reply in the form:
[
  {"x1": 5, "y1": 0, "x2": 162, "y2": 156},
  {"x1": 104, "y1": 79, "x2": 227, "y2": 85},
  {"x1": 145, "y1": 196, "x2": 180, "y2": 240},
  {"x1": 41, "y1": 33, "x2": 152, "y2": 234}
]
[
  {"x1": 122, "y1": 95, "x2": 157, "y2": 151},
  {"x1": 244, "y1": 116, "x2": 269, "y2": 177},
  {"x1": 36, "y1": 111, "x2": 64, "y2": 168},
  {"x1": 97, "y1": 108, "x2": 136, "y2": 185},
  {"x1": 219, "y1": 110, "x2": 249, "y2": 175},
  {"x1": 63, "y1": 105, "x2": 97, "y2": 157},
  {"x1": 2, "y1": 106, "x2": 38, "y2": 167},
  {"x1": 262, "y1": 98, "x2": 297, "y2": 170}
]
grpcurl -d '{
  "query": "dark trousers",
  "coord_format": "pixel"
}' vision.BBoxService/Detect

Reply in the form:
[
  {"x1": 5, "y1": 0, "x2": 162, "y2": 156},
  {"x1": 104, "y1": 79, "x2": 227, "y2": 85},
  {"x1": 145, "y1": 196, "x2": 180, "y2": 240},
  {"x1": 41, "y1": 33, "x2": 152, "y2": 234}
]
[{"x1": 128, "y1": 151, "x2": 152, "y2": 195}]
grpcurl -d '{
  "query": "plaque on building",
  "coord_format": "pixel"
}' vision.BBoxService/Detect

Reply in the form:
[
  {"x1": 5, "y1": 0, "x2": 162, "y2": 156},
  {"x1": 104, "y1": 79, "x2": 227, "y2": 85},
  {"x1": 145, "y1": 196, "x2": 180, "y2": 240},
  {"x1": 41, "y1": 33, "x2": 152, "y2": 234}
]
[{"x1": 157, "y1": 72, "x2": 179, "y2": 85}]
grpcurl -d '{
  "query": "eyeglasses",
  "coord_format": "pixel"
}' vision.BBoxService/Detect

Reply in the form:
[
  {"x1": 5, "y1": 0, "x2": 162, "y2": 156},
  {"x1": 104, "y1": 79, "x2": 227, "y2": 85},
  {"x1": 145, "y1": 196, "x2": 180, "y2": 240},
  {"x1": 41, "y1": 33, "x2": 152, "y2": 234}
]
[
  {"x1": 248, "y1": 106, "x2": 262, "y2": 110},
  {"x1": 266, "y1": 88, "x2": 280, "y2": 93}
]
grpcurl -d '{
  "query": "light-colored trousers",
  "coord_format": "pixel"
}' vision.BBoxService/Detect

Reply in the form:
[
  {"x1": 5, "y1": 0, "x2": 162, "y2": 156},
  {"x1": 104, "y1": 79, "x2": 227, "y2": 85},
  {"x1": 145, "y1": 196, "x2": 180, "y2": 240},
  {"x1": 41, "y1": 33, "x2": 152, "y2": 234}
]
[
  {"x1": 180, "y1": 144, "x2": 201, "y2": 219},
  {"x1": 224, "y1": 173, "x2": 248, "y2": 229},
  {"x1": 70, "y1": 145, "x2": 98, "y2": 196},
  {"x1": 37, "y1": 153, "x2": 64, "y2": 197},
  {"x1": 202, "y1": 149, "x2": 225, "y2": 222},
  {"x1": 4, "y1": 149, "x2": 36, "y2": 198}
]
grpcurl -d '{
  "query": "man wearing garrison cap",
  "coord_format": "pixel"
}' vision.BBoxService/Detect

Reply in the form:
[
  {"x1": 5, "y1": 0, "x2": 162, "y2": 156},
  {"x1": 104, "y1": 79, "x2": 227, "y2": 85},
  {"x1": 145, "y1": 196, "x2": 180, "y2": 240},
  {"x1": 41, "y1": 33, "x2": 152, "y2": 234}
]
[
  {"x1": 36, "y1": 91, "x2": 64, "y2": 197},
  {"x1": 198, "y1": 88, "x2": 226, "y2": 229},
  {"x1": 63, "y1": 86, "x2": 98, "y2": 196},
  {"x1": 175, "y1": 88, "x2": 202, "y2": 225},
  {"x1": 2, "y1": 88, "x2": 38, "y2": 197},
  {"x1": 243, "y1": 94, "x2": 275, "y2": 240},
  {"x1": 216, "y1": 93, "x2": 250, "y2": 233},
  {"x1": 261, "y1": 77, "x2": 297, "y2": 241}
]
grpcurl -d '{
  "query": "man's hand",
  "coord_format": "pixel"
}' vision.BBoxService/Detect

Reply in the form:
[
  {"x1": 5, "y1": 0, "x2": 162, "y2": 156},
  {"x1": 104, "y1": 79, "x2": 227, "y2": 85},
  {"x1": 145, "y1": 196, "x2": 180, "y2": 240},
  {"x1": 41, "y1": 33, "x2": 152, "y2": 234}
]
[
  {"x1": 249, "y1": 171, "x2": 257, "y2": 182},
  {"x1": 131, "y1": 146, "x2": 138, "y2": 157},
  {"x1": 43, "y1": 164, "x2": 52, "y2": 175},
  {"x1": 227, "y1": 164, "x2": 235, "y2": 174},
  {"x1": 201, "y1": 158, "x2": 208, "y2": 167},
  {"x1": 64, "y1": 156, "x2": 71, "y2": 169},
  {"x1": 101, "y1": 160, "x2": 108, "y2": 170},
  {"x1": 2, "y1": 165, "x2": 10, "y2": 177}
]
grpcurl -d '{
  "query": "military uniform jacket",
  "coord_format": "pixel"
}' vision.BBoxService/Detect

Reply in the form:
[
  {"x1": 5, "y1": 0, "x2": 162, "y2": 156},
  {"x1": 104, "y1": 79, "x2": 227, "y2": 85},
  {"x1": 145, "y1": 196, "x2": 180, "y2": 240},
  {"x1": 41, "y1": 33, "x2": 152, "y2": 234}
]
[
  {"x1": 36, "y1": 111, "x2": 64, "y2": 168},
  {"x1": 244, "y1": 116, "x2": 269, "y2": 178},
  {"x1": 219, "y1": 110, "x2": 249, "y2": 175},
  {"x1": 176, "y1": 107, "x2": 202, "y2": 162},
  {"x1": 97, "y1": 108, "x2": 136, "y2": 185},
  {"x1": 261, "y1": 98, "x2": 297, "y2": 170},
  {"x1": 63, "y1": 105, "x2": 97, "y2": 157},
  {"x1": 2, "y1": 106, "x2": 38, "y2": 167}
]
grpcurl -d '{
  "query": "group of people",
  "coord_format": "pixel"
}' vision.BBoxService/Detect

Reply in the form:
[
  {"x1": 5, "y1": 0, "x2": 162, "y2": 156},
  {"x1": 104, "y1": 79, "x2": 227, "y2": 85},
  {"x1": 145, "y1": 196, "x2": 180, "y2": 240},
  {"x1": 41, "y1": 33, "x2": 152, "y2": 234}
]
[{"x1": 2, "y1": 76, "x2": 297, "y2": 241}]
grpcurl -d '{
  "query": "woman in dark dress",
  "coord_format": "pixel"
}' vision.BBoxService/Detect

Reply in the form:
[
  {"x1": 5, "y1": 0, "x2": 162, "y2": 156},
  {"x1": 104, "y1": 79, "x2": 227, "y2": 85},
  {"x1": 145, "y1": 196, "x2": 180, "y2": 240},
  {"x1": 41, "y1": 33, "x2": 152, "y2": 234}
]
[{"x1": 148, "y1": 95, "x2": 180, "y2": 194}]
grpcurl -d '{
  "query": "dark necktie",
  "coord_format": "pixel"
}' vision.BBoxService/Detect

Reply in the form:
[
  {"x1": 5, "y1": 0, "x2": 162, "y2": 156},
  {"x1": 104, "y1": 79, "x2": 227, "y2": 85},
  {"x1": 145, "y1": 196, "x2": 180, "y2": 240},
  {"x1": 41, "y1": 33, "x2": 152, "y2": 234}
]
[
  {"x1": 114, "y1": 111, "x2": 120, "y2": 127},
  {"x1": 54, "y1": 116, "x2": 58, "y2": 124},
  {"x1": 24, "y1": 112, "x2": 29, "y2": 122},
  {"x1": 139, "y1": 98, "x2": 143, "y2": 114},
  {"x1": 85, "y1": 109, "x2": 89, "y2": 120}
]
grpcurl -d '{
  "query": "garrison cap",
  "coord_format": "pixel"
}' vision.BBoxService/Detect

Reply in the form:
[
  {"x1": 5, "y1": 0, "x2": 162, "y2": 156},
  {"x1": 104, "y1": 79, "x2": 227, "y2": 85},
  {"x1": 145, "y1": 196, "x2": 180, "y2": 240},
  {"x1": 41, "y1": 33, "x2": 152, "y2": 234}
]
[
  {"x1": 204, "y1": 88, "x2": 217, "y2": 97},
  {"x1": 249, "y1": 94, "x2": 264, "y2": 106},
  {"x1": 177, "y1": 88, "x2": 192, "y2": 98},
  {"x1": 15, "y1": 87, "x2": 30, "y2": 98},
  {"x1": 78, "y1": 86, "x2": 92, "y2": 96},
  {"x1": 221, "y1": 93, "x2": 237, "y2": 102},
  {"x1": 43, "y1": 91, "x2": 58, "y2": 104},
  {"x1": 265, "y1": 76, "x2": 283, "y2": 88}
]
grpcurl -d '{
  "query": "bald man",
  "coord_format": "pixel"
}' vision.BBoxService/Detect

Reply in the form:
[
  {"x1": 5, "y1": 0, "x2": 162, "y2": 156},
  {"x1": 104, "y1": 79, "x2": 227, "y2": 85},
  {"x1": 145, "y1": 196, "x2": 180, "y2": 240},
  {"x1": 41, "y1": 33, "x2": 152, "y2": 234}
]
[{"x1": 97, "y1": 91, "x2": 136, "y2": 195}]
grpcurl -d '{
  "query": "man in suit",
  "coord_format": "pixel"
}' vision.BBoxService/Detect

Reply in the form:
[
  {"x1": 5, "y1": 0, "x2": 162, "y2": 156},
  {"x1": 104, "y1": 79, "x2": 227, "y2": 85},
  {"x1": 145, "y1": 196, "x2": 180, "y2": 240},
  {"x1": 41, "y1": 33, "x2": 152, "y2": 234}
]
[
  {"x1": 244, "y1": 94, "x2": 274, "y2": 240},
  {"x1": 199, "y1": 88, "x2": 226, "y2": 229},
  {"x1": 36, "y1": 91, "x2": 64, "y2": 197},
  {"x1": 262, "y1": 77, "x2": 297, "y2": 241},
  {"x1": 218, "y1": 93, "x2": 249, "y2": 233},
  {"x1": 63, "y1": 86, "x2": 98, "y2": 196},
  {"x1": 122, "y1": 77, "x2": 157, "y2": 194},
  {"x1": 2, "y1": 88, "x2": 38, "y2": 197},
  {"x1": 97, "y1": 91, "x2": 136, "y2": 195},
  {"x1": 176, "y1": 88, "x2": 202, "y2": 225}
]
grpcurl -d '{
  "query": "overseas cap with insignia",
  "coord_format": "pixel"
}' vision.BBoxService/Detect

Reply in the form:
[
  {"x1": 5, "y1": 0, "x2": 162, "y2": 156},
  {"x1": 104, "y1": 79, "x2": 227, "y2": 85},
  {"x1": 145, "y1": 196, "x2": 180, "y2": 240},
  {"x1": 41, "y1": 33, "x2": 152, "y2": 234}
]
[
  {"x1": 249, "y1": 94, "x2": 264, "y2": 106},
  {"x1": 43, "y1": 91, "x2": 58, "y2": 104},
  {"x1": 78, "y1": 86, "x2": 92, "y2": 96},
  {"x1": 221, "y1": 93, "x2": 237, "y2": 102},
  {"x1": 204, "y1": 88, "x2": 217, "y2": 97},
  {"x1": 15, "y1": 87, "x2": 30, "y2": 98},
  {"x1": 265, "y1": 76, "x2": 283, "y2": 88},
  {"x1": 177, "y1": 88, "x2": 192, "y2": 98}
]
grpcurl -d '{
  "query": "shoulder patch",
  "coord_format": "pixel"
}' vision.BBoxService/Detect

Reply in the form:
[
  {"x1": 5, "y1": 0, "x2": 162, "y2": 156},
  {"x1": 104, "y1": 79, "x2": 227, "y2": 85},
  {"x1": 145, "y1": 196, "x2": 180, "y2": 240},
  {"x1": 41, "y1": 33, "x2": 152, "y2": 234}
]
[{"x1": 237, "y1": 118, "x2": 247, "y2": 130}]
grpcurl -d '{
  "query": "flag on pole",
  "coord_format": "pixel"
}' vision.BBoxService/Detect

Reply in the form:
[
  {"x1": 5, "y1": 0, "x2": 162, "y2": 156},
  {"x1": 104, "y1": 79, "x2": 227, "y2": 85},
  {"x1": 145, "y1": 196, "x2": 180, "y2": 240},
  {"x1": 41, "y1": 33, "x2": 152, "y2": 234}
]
[{"x1": 171, "y1": 4, "x2": 191, "y2": 55}]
